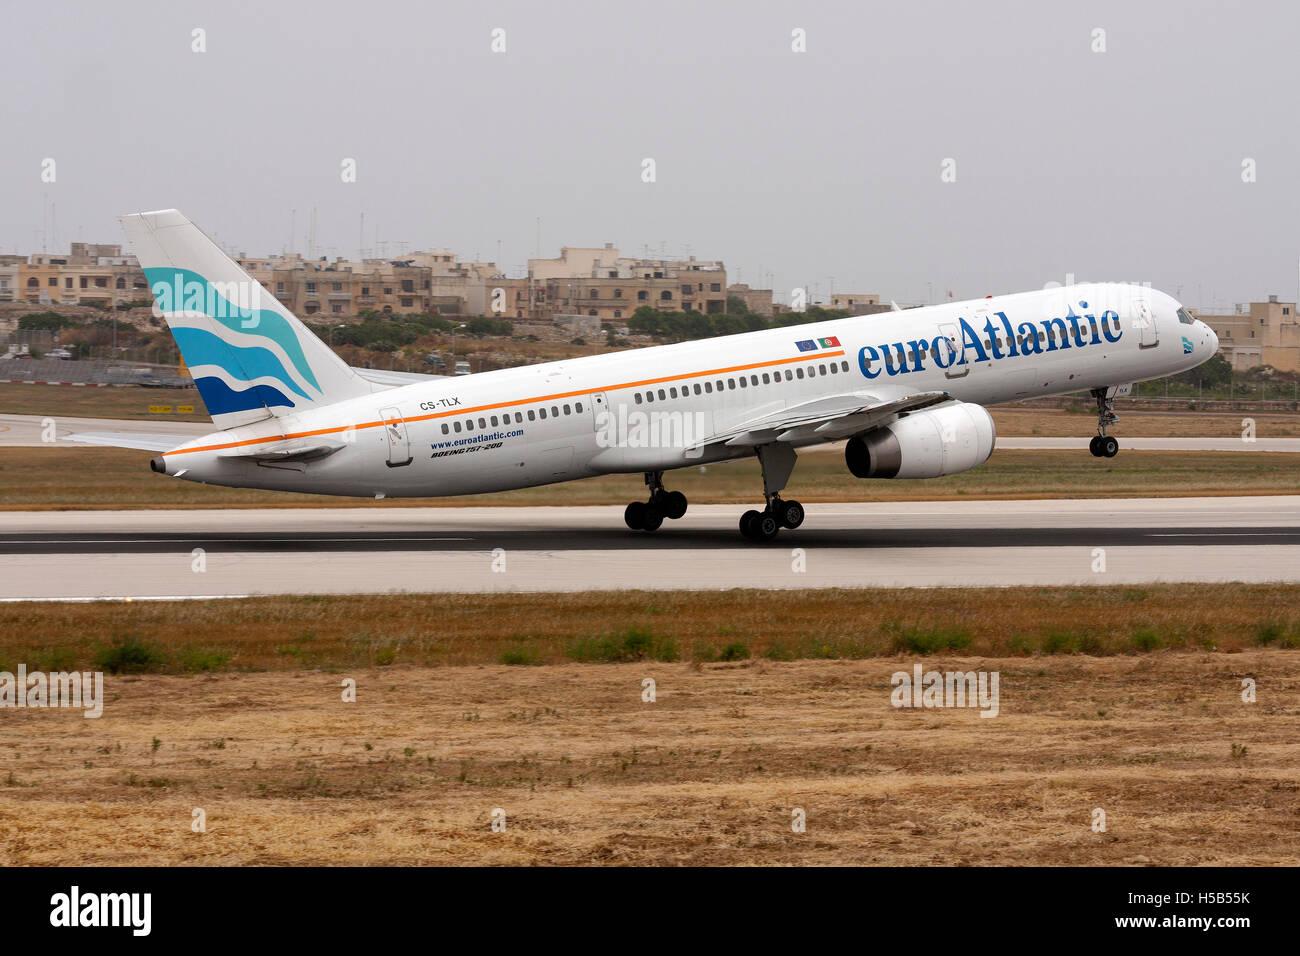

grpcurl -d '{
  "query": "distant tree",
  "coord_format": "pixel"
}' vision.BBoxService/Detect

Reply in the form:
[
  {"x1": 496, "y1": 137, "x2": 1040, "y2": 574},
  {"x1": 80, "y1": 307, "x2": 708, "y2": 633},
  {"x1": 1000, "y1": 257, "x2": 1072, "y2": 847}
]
[{"x1": 18, "y1": 312, "x2": 76, "y2": 331}]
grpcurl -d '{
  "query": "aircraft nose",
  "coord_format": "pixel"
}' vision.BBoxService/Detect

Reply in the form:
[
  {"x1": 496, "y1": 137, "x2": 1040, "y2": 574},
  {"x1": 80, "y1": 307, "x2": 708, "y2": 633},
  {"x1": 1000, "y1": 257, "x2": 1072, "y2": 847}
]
[{"x1": 1205, "y1": 322, "x2": 1219, "y2": 353}]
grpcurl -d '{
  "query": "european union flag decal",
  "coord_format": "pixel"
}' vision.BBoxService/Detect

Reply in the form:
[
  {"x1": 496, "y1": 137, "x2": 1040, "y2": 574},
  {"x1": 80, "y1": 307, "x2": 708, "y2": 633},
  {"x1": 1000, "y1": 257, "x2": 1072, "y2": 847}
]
[{"x1": 796, "y1": 340, "x2": 817, "y2": 351}]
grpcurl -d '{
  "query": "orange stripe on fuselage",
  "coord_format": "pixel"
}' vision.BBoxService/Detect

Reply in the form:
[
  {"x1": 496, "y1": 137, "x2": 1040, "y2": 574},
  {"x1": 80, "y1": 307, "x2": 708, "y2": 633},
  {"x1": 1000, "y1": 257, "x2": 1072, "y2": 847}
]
[{"x1": 165, "y1": 349, "x2": 848, "y2": 456}]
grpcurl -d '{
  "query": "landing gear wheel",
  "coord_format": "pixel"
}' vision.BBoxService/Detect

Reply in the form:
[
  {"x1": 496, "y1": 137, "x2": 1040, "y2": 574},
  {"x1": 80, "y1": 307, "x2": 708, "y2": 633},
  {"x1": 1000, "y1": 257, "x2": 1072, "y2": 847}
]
[
  {"x1": 740, "y1": 509, "x2": 761, "y2": 539},
  {"x1": 752, "y1": 511, "x2": 780, "y2": 541},
  {"x1": 641, "y1": 504, "x2": 664, "y2": 532},
  {"x1": 662, "y1": 490, "x2": 688, "y2": 520},
  {"x1": 625, "y1": 501, "x2": 647, "y2": 530},
  {"x1": 1089, "y1": 436, "x2": 1103, "y2": 457},
  {"x1": 1100, "y1": 436, "x2": 1119, "y2": 458},
  {"x1": 774, "y1": 498, "x2": 804, "y2": 529}
]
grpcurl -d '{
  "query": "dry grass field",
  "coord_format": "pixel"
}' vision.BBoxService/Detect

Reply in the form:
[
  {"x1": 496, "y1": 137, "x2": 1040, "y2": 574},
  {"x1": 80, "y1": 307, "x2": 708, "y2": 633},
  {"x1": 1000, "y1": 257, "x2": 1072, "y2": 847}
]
[
  {"x1": 4, "y1": 381, "x2": 1299, "y2": 434},
  {"x1": 1, "y1": 651, "x2": 1296, "y2": 865},
  {"x1": 2, "y1": 445, "x2": 1298, "y2": 509},
  {"x1": 3, "y1": 585, "x2": 1299, "y2": 673}
]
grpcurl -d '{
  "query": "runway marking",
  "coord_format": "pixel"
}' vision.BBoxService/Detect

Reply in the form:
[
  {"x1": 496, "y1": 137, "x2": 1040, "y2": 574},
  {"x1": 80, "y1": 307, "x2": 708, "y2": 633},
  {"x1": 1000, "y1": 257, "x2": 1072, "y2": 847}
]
[
  {"x1": 0, "y1": 594, "x2": 253, "y2": 603},
  {"x1": 163, "y1": 349, "x2": 847, "y2": 456},
  {"x1": 1148, "y1": 532, "x2": 1300, "y2": 537}
]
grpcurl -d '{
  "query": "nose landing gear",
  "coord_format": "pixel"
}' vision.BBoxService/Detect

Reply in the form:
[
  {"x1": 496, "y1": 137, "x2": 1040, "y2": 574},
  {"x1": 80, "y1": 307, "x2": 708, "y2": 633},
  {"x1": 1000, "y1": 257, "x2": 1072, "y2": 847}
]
[
  {"x1": 1089, "y1": 387, "x2": 1121, "y2": 458},
  {"x1": 624, "y1": 471, "x2": 688, "y2": 532}
]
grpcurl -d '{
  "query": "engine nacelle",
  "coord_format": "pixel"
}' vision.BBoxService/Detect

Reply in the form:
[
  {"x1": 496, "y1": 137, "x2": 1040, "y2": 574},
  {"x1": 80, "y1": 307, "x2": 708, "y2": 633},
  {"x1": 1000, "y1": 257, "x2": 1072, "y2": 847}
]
[{"x1": 845, "y1": 401, "x2": 996, "y2": 479}]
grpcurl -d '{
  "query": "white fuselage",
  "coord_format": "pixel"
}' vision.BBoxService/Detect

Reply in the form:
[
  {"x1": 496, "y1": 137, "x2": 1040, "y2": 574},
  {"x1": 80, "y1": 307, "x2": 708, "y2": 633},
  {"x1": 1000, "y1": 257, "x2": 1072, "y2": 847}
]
[{"x1": 155, "y1": 283, "x2": 1217, "y2": 497}]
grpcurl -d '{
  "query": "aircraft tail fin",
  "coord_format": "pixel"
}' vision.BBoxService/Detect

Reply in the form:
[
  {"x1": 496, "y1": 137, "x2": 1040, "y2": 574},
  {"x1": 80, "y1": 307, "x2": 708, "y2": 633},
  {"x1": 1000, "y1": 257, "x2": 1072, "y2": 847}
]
[{"x1": 120, "y1": 209, "x2": 374, "y2": 429}]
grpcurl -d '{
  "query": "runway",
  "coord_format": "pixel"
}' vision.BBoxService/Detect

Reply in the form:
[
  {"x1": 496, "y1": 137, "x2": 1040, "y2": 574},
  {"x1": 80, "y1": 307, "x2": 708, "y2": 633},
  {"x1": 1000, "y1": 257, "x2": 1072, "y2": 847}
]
[{"x1": 1, "y1": 496, "x2": 1297, "y2": 599}]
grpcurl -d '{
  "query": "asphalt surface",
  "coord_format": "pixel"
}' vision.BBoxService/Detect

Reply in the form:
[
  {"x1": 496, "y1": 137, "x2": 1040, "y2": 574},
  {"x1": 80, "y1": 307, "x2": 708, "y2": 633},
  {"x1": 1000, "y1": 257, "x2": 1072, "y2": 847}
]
[{"x1": 0, "y1": 497, "x2": 1296, "y2": 599}]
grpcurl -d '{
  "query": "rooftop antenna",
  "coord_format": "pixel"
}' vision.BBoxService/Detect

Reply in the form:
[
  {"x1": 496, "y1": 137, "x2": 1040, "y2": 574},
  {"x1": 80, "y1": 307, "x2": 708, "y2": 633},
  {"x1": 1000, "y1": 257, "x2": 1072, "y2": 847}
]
[
  {"x1": 358, "y1": 212, "x2": 364, "y2": 262},
  {"x1": 287, "y1": 209, "x2": 296, "y2": 255}
]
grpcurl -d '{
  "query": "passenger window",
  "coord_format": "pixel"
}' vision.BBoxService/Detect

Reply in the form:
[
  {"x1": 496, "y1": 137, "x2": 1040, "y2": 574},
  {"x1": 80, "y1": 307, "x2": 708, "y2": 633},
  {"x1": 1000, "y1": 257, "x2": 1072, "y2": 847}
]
[
  {"x1": 539, "y1": 408, "x2": 547, "y2": 419},
  {"x1": 785, "y1": 370, "x2": 793, "y2": 381},
  {"x1": 841, "y1": 361, "x2": 849, "y2": 372},
  {"x1": 829, "y1": 363, "x2": 838, "y2": 374},
  {"x1": 575, "y1": 402, "x2": 582, "y2": 413},
  {"x1": 762, "y1": 373, "x2": 770, "y2": 384},
  {"x1": 515, "y1": 412, "x2": 523, "y2": 424},
  {"x1": 647, "y1": 391, "x2": 654, "y2": 402},
  {"x1": 454, "y1": 421, "x2": 462, "y2": 432},
  {"x1": 658, "y1": 389, "x2": 666, "y2": 400},
  {"x1": 728, "y1": 379, "x2": 736, "y2": 390},
  {"x1": 808, "y1": 366, "x2": 816, "y2": 377},
  {"x1": 467, "y1": 419, "x2": 475, "y2": 431},
  {"x1": 750, "y1": 374, "x2": 758, "y2": 386},
  {"x1": 562, "y1": 404, "x2": 570, "y2": 415},
  {"x1": 635, "y1": 392, "x2": 643, "y2": 404},
  {"x1": 716, "y1": 380, "x2": 724, "y2": 391},
  {"x1": 796, "y1": 368, "x2": 805, "y2": 379},
  {"x1": 478, "y1": 418, "x2": 486, "y2": 429},
  {"x1": 693, "y1": 384, "x2": 701, "y2": 395},
  {"x1": 669, "y1": 387, "x2": 677, "y2": 398},
  {"x1": 490, "y1": 416, "x2": 498, "y2": 427},
  {"x1": 705, "y1": 381, "x2": 713, "y2": 393},
  {"x1": 528, "y1": 410, "x2": 536, "y2": 421},
  {"x1": 819, "y1": 364, "x2": 827, "y2": 375},
  {"x1": 552, "y1": 406, "x2": 559, "y2": 417},
  {"x1": 739, "y1": 376, "x2": 747, "y2": 388},
  {"x1": 442, "y1": 423, "x2": 450, "y2": 434}
]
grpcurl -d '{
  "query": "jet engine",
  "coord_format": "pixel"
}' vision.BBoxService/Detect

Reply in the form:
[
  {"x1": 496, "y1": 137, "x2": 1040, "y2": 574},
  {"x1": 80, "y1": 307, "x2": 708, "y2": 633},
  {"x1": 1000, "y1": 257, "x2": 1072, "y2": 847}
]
[{"x1": 845, "y1": 400, "x2": 996, "y2": 479}]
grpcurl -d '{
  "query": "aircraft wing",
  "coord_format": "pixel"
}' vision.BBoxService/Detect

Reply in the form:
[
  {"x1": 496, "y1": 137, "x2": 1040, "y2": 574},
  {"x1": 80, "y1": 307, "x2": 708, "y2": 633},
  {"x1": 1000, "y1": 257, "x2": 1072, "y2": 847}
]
[
  {"x1": 63, "y1": 431, "x2": 201, "y2": 452},
  {"x1": 690, "y1": 387, "x2": 952, "y2": 450},
  {"x1": 352, "y1": 367, "x2": 447, "y2": 388}
]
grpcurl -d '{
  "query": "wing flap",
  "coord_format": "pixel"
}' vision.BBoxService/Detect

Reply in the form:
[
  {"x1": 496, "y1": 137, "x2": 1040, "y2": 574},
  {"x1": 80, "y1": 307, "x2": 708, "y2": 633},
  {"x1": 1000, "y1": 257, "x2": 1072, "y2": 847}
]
[{"x1": 696, "y1": 389, "x2": 951, "y2": 450}]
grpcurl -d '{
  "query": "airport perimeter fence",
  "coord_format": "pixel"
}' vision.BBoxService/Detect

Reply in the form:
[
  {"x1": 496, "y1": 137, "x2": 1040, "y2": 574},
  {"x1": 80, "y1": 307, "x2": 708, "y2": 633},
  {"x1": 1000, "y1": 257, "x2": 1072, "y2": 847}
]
[{"x1": 0, "y1": 358, "x2": 193, "y2": 389}]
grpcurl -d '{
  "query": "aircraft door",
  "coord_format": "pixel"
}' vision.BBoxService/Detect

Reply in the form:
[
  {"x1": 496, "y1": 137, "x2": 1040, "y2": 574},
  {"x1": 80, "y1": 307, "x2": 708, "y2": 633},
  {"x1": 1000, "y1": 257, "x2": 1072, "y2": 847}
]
[
  {"x1": 380, "y1": 406, "x2": 412, "y2": 467},
  {"x1": 1134, "y1": 299, "x2": 1159, "y2": 349},
  {"x1": 937, "y1": 322, "x2": 969, "y2": 378}
]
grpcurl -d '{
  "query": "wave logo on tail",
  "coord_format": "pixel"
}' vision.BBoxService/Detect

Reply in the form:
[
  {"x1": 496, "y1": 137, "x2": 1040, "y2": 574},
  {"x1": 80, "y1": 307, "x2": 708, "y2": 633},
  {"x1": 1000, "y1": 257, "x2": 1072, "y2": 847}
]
[{"x1": 145, "y1": 267, "x2": 320, "y2": 416}]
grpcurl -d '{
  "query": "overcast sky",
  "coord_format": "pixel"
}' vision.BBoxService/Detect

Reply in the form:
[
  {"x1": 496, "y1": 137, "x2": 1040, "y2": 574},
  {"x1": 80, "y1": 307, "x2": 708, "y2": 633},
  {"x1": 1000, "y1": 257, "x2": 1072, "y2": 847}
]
[{"x1": 3, "y1": 0, "x2": 1298, "y2": 309}]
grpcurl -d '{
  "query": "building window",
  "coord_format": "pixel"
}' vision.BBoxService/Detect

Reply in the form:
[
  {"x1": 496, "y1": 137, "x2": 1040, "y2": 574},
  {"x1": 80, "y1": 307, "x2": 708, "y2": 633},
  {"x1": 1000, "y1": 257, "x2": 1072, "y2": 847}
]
[
  {"x1": 306, "y1": 282, "x2": 316, "y2": 293},
  {"x1": 613, "y1": 289, "x2": 622, "y2": 298},
  {"x1": 276, "y1": 282, "x2": 284, "y2": 292},
  {"x1": 660, "y1": 291, "x2": 671, "y2": 301},
  {"x1": 710, "y1": 283, "x2": 721, "y2": 292},
  {"x1": 331, "y1": 304, "x2": 344, "y2": 313},
  {"x1": 638, "y1": 291, "x2": 648, "y2": 301},
  {"x1": 589, "y1": 289, "x2": 598, "y2": 298},
  {"x1": 332, "y1": 282, "x2": 342, "y2": 292}
]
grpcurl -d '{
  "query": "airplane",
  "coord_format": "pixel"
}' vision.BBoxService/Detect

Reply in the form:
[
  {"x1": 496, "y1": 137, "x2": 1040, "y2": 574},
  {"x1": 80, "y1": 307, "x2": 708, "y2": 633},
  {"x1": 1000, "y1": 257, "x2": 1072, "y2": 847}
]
[{"x1": 75, "y1": 209, "x2": 1218, "y2": 542}]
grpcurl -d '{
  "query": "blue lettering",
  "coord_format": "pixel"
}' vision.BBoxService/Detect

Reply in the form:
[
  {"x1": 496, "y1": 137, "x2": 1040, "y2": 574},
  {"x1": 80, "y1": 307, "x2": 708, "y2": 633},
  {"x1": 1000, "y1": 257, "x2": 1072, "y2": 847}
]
[{"x1": 858, "y1": 345, "x2": 881, "y2": 379}]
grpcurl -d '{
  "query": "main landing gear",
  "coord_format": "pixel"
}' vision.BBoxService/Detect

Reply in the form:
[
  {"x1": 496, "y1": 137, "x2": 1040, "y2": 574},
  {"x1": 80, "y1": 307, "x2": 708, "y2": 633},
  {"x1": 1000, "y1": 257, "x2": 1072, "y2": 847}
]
[
  {"x1": 624, "y1": 471, "x2": 688, "y2": 532},
  {"x1": 739, "y1": 443, "x2": 804, "y2": 543},
  {"x1": 1089, "y1": 387, "x2": 1120, "y2": 458}
]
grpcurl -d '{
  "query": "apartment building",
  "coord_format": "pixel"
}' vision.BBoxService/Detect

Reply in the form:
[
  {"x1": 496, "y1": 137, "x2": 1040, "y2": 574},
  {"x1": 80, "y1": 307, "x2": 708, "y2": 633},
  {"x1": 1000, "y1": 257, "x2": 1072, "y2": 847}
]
[
  {"x1": 1192, "y1": 296, "x2": 1300, "y2": 372},
  {"x1": 16, "y1": 243, "x2": 148, "y2": 307}
]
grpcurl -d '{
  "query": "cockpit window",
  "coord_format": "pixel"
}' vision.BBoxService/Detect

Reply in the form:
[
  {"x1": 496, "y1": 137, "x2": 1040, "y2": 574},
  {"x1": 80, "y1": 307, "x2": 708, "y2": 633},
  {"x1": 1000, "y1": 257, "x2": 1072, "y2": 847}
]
[{"x1": 1177, "y1": 308, "x2": 1196, "y2": 325}]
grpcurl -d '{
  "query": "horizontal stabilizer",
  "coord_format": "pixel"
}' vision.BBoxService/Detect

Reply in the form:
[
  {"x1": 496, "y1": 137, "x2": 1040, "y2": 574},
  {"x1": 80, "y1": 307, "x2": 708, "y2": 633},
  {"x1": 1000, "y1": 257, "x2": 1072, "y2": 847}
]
[{"x1": 64, "y1": 431, "x2": 200, "y2": 452}]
